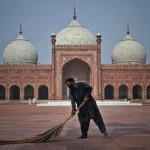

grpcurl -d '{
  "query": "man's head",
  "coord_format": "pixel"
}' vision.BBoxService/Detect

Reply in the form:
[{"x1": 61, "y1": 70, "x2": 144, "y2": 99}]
[{"x1": 65, "y1": 78, "x2": 75, "y2": 89}]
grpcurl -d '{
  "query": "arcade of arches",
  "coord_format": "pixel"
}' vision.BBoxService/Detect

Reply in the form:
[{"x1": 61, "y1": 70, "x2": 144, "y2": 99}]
[
  {"x1": 0, "y1": 85, "x2": 48, "y2": 100},
  {"x1": 1, "y1": 84, "x2": 150, "y2": 100},
  {"x1": 104, "y1": 84, "x2": 150, "y2": 100}
]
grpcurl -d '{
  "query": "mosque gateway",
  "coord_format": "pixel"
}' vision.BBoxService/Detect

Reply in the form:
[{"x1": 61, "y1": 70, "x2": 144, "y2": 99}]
[{"x1": 0, "y1": 10, "x2": 150, "y2": 101}]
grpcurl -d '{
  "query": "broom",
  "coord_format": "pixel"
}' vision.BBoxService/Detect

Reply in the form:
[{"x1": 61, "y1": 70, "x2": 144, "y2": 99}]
[{"x1": 0, "y1": 101, "x2": 85, "y2": 145}]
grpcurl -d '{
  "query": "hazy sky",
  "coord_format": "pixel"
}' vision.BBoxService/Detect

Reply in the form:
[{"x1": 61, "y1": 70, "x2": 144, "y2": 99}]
[{"x1": 0, "y1": 0, "x2": 150, "y2": 64}]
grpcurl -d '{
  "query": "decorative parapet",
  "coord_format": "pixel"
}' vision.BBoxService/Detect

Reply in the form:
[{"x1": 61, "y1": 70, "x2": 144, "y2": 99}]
[
  {"x1": 101, "y1": 64, "x2": 150, "y2": 69},
  {"x1": 0, "y1": 64, "x2": 52, "y2": 70},
  {"x1": 55, "y1": 44, "x2": 97, "y2": 50}
]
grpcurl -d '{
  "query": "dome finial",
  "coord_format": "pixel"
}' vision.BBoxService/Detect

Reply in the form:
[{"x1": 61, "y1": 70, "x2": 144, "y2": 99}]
[
  {"x1": 127, "y1": 24, "x2": 130, "y2": 35},
  {"x1": 73, "y1": 6, "x2": 77, "y2": 20},
  {"x1": 19, "y1": 24, "x2": 23, "y2": 35}
]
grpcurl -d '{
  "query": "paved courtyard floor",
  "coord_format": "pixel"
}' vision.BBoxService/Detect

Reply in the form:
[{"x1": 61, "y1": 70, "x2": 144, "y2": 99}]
[{"x1": 0, "y1": 102, "x2": 150, "y2": 150}]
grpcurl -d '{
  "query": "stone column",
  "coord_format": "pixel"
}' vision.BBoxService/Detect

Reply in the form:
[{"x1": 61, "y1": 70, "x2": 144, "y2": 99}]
[
  {"x1": 143, "y1": 85, "x2": 146, "y2": 99},
  {"x1": 114, "y1": 85, "x2": 118, "y2": 100},
  {"x1": 128, "y1": 85, "x2": 132, "y2": 100},
  {"x1": 34, "y1": 84, "x2": 38, "y2": 100},
  {"x1": 6, "y1": 84, "x2": 9, "y2": 100},
  {"x1": 20, "y1": 85, "x2": 24, "y2": 100},
  {"x1": 51, "y1": 33, "x2": 56, "y2": 100},
  {"x1": 96, "y1": 33, "x2": 102, "y2": 100}
]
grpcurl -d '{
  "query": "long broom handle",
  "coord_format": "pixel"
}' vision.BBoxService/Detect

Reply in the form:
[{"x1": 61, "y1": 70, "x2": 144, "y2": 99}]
[{"x1": 62, "y1": 101, "x2": 85, "y2": 124}]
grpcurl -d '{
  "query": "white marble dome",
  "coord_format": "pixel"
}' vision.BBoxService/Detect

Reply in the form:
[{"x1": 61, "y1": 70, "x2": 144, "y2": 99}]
[
  {"x1": 3, "y1": 28, "x2": 38, "y2": 64},
  {"x1": 111, "y1": 32, "x2": 146, "y2": 64},
  {"x1": 56, "y1": 18, "x2": 96, "y2": 45}
]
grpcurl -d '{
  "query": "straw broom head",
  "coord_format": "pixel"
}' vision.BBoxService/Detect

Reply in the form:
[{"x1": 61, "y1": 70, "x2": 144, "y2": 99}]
[
  {"x1": 0, "y1": 102, "x2": 85, "y2": 145},
  {"x1": 0, "y1": 123, "x2": 64, "y2": 145}
]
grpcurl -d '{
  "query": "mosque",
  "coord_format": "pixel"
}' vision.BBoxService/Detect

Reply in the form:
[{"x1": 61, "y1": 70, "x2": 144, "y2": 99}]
[{"x1": 0, "y1": 9, "x2": 150, "y2": 101}]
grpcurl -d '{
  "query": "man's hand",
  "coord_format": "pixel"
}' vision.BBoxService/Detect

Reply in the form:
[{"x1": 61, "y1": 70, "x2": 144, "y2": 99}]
[
  {"x1": 71, "y1": 109, "x2": 76, "y2": 116},
  {"x1": 84, "y1": 97, "x2": 89, "y2": 103}
]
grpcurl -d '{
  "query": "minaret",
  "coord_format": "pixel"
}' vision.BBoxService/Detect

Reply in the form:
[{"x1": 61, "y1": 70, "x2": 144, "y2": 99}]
[
  {"x1": 51, "y1": 33, "x2": 56, "y2": 99},
  {"x1": 96, "y1": 33, "x2": 102, "y2": 67},
  {"x1": 96, "y1": 33, "x2": 102, "y2": 100}
]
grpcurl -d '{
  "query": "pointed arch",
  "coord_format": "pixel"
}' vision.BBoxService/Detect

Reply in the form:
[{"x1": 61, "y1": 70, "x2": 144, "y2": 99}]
[
  {"x1": 24, "y1": 85, "x2": 34, "y2": 100},
  {"x1": 38, "y1": 85, "x2": 48, "y2": 100},
  {"x1": 132, "y1": 84, "x2": 142, "y2": 99},
  {"x1": 62, "y1": 58, "x2": 90, "y2": 99},
  {"x1": 0, "y1": 85, "x2": 5, "y2": 100},
  {"x1": 146, "y1": 85, "x2": 150, "y2": 99},
  {"x1": 119, "y1": 84, "x2": 128, "y2": 99},
  {"x1": 62, "y1": 56, "x2": 91, "y2": 69},
  {"x1": 10, "y1": 85, "x2": 20, "y2": 100},
  {"x1": 104, "y1": 84, "x2": 114, "y2": 100}
]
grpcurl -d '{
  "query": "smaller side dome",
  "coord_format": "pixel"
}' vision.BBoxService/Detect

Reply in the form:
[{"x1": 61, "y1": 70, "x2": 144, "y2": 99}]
[
  {"x1": 111, "y1": 26, "x2": 146, "y2": 64},
  {"x1": 3, "y1": 25, "x2": 38, "y2": 64}
]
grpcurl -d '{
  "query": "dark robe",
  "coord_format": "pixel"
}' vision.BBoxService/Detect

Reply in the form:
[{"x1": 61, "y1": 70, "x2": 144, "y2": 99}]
[{"x1": 69, "y1": 82, "x2": 106, "y2": 136}]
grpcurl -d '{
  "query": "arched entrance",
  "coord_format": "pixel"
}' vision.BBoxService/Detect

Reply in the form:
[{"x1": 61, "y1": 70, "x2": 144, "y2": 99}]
[
  {"x1": 146, "y1": 85, "x2": 150, "y2": 99},
  {"x1": 132, "y1": 85, "x2": 142, "y2": 99},
  {"x1": 119, "y1": 85, "x2": 128, "y2": 99},
  {"x1": 104, "y1": 85, "x2": 114, "y2": 99},
  {"x1": 62, "y1": 58, "x2": 90, "y2": 99},
  {"x1": 38, "y1": 85, "x2": 48, "y2": 100},
  {"x1": 24, "y1": 85, "x2": 34, "y2": 100},
  {"x1": 10, "y1": 85, "x2": 20, "y2": 100},
  {"x1": 0, "y1": 85, "x2": 5, "y2": 100}
]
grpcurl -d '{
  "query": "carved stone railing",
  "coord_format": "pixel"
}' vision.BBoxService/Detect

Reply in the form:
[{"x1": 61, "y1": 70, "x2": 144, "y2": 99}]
[
  {"x1": 101, "y1": 64, "x2": 150, "y2": 69},
  {"x1": 55, "y1": 44, "x2": 97, "y2": 50},
  {"x1": 0, "y1": 64, "x2": 52, "y2": 70}
]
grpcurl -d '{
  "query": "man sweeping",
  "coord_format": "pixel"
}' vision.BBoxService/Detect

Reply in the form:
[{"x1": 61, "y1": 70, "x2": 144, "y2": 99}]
[{"x1": 65, "y1": 78, "x2": 108, "y2": 138}]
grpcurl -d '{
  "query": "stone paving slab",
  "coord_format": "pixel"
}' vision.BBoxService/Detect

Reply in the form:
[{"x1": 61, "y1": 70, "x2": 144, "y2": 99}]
[{"x1": 0, "y1": 104, "x2": 150, "y2": 150}]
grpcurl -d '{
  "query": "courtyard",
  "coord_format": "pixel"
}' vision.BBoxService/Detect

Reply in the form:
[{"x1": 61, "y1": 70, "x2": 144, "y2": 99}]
[{"x1": 0, "y1": 101, "x2": 150, "y2": 150}]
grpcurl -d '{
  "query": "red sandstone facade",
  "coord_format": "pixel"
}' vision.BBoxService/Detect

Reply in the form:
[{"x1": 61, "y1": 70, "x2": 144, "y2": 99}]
[{"x1": 0, "y1": 35, "x2": 150, "y2": 101}]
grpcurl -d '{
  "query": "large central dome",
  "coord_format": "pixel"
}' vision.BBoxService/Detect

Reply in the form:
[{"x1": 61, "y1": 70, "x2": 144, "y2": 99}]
[{"x1": 56, "y1": 9, "x2": 96, "y2": 45}]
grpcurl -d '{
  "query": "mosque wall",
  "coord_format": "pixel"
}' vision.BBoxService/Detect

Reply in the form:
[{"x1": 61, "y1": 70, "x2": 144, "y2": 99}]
[
  {"x1": 0, "y1": 64, "x2": 52, "y2": 100},
  {"x1": 1, "y1": 63, "x2": 150, "y2": 100},
  {"x1": 101, "y1": 64, "x2": 150, "y2": 100}
]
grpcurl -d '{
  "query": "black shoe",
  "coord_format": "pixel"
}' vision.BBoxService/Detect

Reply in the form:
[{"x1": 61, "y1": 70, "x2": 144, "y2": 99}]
[{"x1": 78, "y1": 135, "x2": 87, "y2": 138}]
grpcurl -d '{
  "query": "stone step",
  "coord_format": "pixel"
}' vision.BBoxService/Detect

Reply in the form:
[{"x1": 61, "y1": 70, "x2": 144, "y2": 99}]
[{"x1": 37, "y1": 100, "x2": 142, "y2": 106}]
